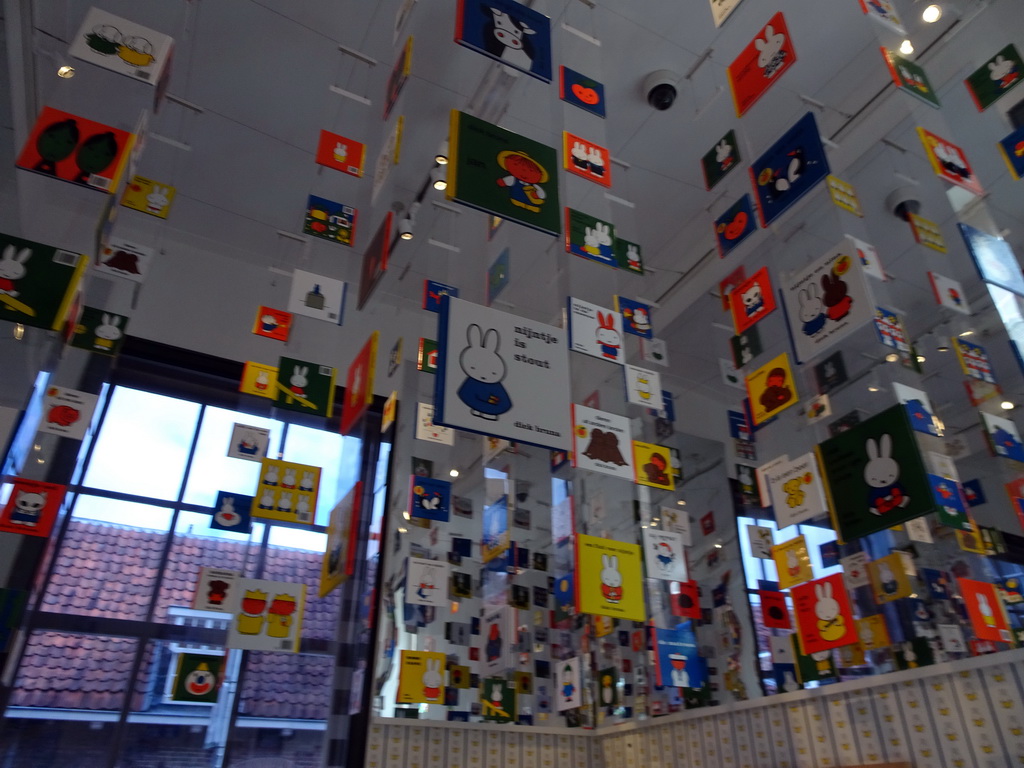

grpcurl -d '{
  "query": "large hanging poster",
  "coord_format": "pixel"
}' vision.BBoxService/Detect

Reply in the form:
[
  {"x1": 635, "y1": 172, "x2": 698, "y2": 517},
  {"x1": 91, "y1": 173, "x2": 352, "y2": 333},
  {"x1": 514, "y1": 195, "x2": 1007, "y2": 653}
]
[
  {"x1": 571, "y1": 404, "x2": 634, "y2": 480},
  {"x1": 782, "y1": 240, "x2": 873, "y2": 363},
  {"x1": 816, "y1": 405, "x2": 934, "y2": 543},
  {"x1": 435, "y1": 297, "x2": 571, "y2": 450},
  {"x1": 340, "y1": 332, "x2": 379, "y2": 435},
  {"x1": 251, "y1": 458, "x2": 321, "y2": 525},
  {"x1": 16, "y1": 106, "x2": 135, "y2": 193},
  {"x1": 320, "y1": 482, "x2": 362, "y2": 597},
  {"x1": 454, "y1": 0, "x2": 553, "y2": 83},
  {"x1": 727, "y1": 12, "x2": 797, "y2": 117},
  {"x1": 749, "y1": 112, "x2": 830, "y2": 227},
  {"x1": 0, "y1": 232, "x2": 87, "y2": 331},
  {"x1": 69, "y1": 7, "x2": 174, "y2": 85},
  {"x1": 448, "y1": 110, "x2": 560, "y2": 236},
  {"x1": 576, "y1": 534, "x2": 645, "y2": 622},
  {"x1": 226, "y1": 579, "x2": 306, "y2": 653}
]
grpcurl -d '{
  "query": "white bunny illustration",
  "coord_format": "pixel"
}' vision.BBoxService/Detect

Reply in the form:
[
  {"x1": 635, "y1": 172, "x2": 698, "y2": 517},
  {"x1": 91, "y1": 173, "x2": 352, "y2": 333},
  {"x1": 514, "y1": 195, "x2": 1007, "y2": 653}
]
[
  {"x1": 289, "y1": 365, "x2": 308, "y2": 397},
  {"x1": 814, "y1": 581, "x2": 845, "y2": 640},
  {"x1": 457, "y1": 324, "x2": 511, "y2": 421},
  {"x1": 600, "y1": 554, "x2": 623, "y2": 603},
  {"x1": 145, "y1": 186, "x2": 170, "y2": 214},
  {"x1": 570, "y1": 140, "x2": 590, "y2": 170},
  {"x1": 214, "y1": 497, "x2": 238, "y2": 527},
  {"x1": 259, "y1": 489, "x2": 275, "y2": 509},
  {"x1": 631, "y1": 307, "x2": 651, "y2": 332},
  {"x1": 295, "y1": 495, "x2": 311, "y2": 521},
  {"x1": 587, "y1": 146, "x2": 605, "y2": 178},
  {"x1": 281, "y1": 468, "x2": 297, "y2": 489},
  {"x1": 864, "y1": 434, "x2": 911, "y2": 515},
  {"x1": 582, "y1": 222, "x2": 613, "y2": 258},
  {"x1": 0, "y1": 245, "x2": 31, "y2": 297},
  {"x1": 901, "y1": 641, "x2": 918, "y2": 667},
  {"x1": 333, "y1": 142, "x2": 348, "y2": 163},
  {"x1": 255, "y1": 370, "x2": 270, "y2": 391},
  {"x1": 799, "y1": 284, "x2": 826, "y2": 336},
  {"x1": 737, "y1": 465, "x2": 753, "y2": 487},
  {"x1": 277, "y1": 492, "x2": 293, "y2": 513},
  {"x1": 754, "y1": 24, "x2": 787, "y2": 75},
  {"x1": 781, "y1": 669, "x2": 798, "y2": 692},
  {"x1": 988, "y1": 55, "x2": 1018, "y2": 89},
  {"x1": 977, "y1": 593, "x2": 995, "y2": 626},
  {"x1": 94, "y1": 313, "x2": 123, "y2": 342},
  {"x1": 491, "y1": 683, "x2": 504, "y2": 707},
  {"x1": 715, "y1": 138, "x2": 734, "y2": 168},
  {"x1": 877, "y1": 561, "x2": 898, "y2": 595},
  {"x1": 785, "y1": 548, "x2": 800, "y2": 577},
  {"x1": 263, "y1": 465, "x2": 279, "y2": 486},
  {"x1": 421, "y1": 658, "x2": 442, "y2": 699},
  {"x1": 625, "y1": 243, "x2": 642, "y2": 271},
  {"x1": 299, "y1": 471, "x2": 314, "y2": 492}
]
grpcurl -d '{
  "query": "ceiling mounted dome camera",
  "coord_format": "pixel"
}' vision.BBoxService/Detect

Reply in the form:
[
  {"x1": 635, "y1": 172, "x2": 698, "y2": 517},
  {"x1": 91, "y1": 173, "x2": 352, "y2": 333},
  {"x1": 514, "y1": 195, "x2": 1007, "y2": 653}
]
[{"x1": 643, "y1": 70, "x2": 679, "y2": 111}]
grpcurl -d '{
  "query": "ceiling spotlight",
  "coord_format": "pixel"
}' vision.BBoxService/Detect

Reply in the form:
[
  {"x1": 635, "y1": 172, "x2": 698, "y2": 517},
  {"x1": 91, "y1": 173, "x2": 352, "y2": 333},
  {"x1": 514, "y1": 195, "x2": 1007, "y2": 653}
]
[
  {"x1": 402, "y1": 510, "x2": 411, "y2": 520},
  {"x1": 958, "y1": 329, "x2": 974, "y2": 337},
  {"x1": 1001, "y1": 401, "x2": 1016, "y2": 410},
  {"x1": 936, "y1": 340, "x2": 950, "y2": 352},
  {"x1": 922, "y1": 4, "x2": 942, "y2": 22},
  {"x1": 434, "y1": 140, "x2": 449, "y2": 165},
  {"x1": 900, "y1": 39, "x2": 914, "y2": 55},
  {"x1": 916, "y1": 354, "x2": 926, "y2": 363},
  {"x1": 868, "y1": 384, "x2": 881, "y2": 392},
  {"x1": 13, "y1": 323, "x2": 24, "y2": 340},
  {"x1": 885, "y1": 352, "x2": 899, "y2": 363},
  {"x1": 399, "y1": 217, "x2": 414, "y2": 240},
  {"x1": 431, "y1": 165, "x2": 447, "y2": 191},
  {"x1": 57, "y1": 65, "x2": 75, "y2": 78},
  {"x1": 449, "y1": 468, "x2": 460, "y2": 478},
  {"x1": 677, "y1": 500, "x2": 686, "y2": 506}
]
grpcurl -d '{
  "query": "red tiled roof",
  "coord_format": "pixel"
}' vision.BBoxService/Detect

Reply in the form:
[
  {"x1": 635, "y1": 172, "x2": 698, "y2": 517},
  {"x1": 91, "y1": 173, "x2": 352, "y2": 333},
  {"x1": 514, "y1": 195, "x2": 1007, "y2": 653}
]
[{"x1": 13, "y1": 519, "x2": 341, "y2": 720}]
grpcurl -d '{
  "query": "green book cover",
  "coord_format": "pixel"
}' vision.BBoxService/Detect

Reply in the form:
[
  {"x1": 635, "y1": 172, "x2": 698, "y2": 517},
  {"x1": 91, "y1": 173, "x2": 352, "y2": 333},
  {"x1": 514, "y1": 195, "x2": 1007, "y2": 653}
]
[
  {"x1": 171, "y1": 652, "x2": 222, "y2": 703},
  {"x1": 0, "y1": 232, "x2": 86, "y2": 331},
  {"x1": 965, "y1": 44, "x2": 1023, "y2": 111},
  {"x1": 701, "y1": 129, "x2": 741, "y2": 190},
  {"x1": 275, "y1": 356, "x2": 337, "y2": 417},
  {"x1": 70, "y1": 306, "x2": 128, "y2": 356}
]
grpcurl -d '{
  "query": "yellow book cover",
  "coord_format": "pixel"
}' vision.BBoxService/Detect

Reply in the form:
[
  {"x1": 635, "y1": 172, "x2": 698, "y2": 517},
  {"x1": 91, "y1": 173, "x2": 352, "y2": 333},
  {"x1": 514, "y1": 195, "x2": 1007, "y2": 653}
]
[
  {"x1": 397, "y1": 650, "x2": 446, "y2": 704},
  {"x1": 576, "y1": 533, "x2": 645, "y2": 622},
  {"x1": 772, "y1": 535, "x2": 812, "y2": 590},
  {"x1": 745, "y1": 352, "x2": 798, "y2": 426},
  {"x1": 632, "y1": 440, "x2": 675, "y2": 490},
  {"x1": 251, "y1": 458, "x2": 321, "y2": 526},
  {"x1": 240, "y1": 361, "x2": 278, "y2": 398}
]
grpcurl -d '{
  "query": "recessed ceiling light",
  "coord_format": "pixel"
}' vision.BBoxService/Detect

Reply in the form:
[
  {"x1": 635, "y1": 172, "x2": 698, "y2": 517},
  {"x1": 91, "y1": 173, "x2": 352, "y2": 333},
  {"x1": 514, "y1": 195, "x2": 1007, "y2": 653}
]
[
  {"x1": 402, "y1": 510, "x2": 411, "y2": 520},
  {"x1": 885, "y1": 352, "x2": 899, "y2": 363},
  {"x1": 1001, "y1": 400, "x2": 1016, "y2": 410},
  {"x1": 900, "y1": 39, "x2": 914, "y2": 55},
  {"x1": 959, "y1": 330, "x2": 974, "y2": 337},
  {"x1": 57, "y1": 65, "x2": 75, "y2": 78},
  {"x1": 677, "y1": 500, "x2": 686, "y2": 506},
  {"x1": 922, "y1": 4, "x2": 942, "y2": 23},
  {"x1": 916, "y1": 354, "x2": 926, "y2": 363},
  {"x1": 868, "y1": 384, "x2": 881, "y2": 392},
  {"x1": 449, "y1": 468, "x2": 460, "y2": 478}
]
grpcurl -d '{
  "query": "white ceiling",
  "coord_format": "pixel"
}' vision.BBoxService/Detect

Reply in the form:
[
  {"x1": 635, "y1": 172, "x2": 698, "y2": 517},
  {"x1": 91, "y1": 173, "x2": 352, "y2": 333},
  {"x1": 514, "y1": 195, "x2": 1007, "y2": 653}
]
[{"x1": 2, "y1": 0, "x2": 1023, "y2": 446}]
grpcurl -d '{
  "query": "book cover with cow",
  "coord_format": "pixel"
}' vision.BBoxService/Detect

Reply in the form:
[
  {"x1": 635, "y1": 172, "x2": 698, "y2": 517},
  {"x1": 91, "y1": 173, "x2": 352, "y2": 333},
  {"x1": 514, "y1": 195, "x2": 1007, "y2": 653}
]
[{"x1": 455, "y1": 0, "x2": 552, "y2": 82}]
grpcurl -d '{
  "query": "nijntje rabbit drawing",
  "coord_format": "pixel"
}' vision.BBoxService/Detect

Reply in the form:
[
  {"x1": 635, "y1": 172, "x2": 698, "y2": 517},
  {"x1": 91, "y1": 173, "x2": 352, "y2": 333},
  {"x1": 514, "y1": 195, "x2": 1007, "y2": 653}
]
[
  {"x1": 0, "y1": 245, "x2": 30, "y2": 298},
  {"x1": 421, "y1": 658, "x2": 442, "y2": 700},
  {"x1": 600, "y1": 554, "x2": 623, "y2": 604},
  {"x1": 864, "y1": 434, "x2": 911, "y2": 515},
  {"x1": 814, "y1": 581, "x2": 846, "y2": 641},
  {"x1": 457, "y1": 324, "x2": 511, "y2": 421},
  {"x1": 798, "y1": 284, "x2": 826, "y2": 336}
]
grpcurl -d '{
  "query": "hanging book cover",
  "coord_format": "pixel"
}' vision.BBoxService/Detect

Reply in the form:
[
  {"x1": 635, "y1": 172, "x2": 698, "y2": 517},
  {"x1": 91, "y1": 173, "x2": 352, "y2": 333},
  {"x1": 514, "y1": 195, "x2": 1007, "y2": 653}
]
[
  {"x1": 560, "y1": 66, "x2": 605, "y2": 117},
  {"x1": 633, "y1": 440, "x2": 675, "y2": 491},
  {"x1": 576, "y1": 534, "x2": 645, "y2": 622},
  {"x1": 727, "y1": 12, "x2": 797, "y2": 117},
  {"x1": 96, "y1": 237, "x2": 154, "y2": 283},
  {"x1": 409, "y1": 476, "x2": 452, "y2": 522},
  {"x1": 252, "y1": 306, "x2": 292, "y2": 342},
  {"x1": 730, "y1": 266, "x2": 776, "y2": 335},
  {"x1": 702, "y1": 130, "x2": 741, "y2": 190},
  {"x1": 210, "y1": 491, "x2": 253, "y2": 534},
  {"x1": 486, "y1": 249, "x2": 511, "y2": 305},
  {"x1": 239, "y1": 361, "x2": 278, "y2": 399},
  {"x1": 781, "y1": 240, "x2": 873, "y2": 364},
  {"x1": 358, "y1": 213, "x2": 393, "y2": 310},
  {"x1": 916, "y1": 127, "x2": 984, "y2": 197},
  {"x1": 383, "y1": 36, "x2": 413, "y2": 121},
  {"x1": 0, "y1": 232, "x2": 87, "y2": 331},
  {"x1": 613, "y1": 237, "x2": 644, "y2": 274},
  {"x1": 69, "y1": 7, "x2": 174, "y2": 85},
  {"x1": 39, "y1": 386, "x2": 98, "y2": 441},
  {"x1": 170, "y1": 653, "x2": 222, "y2": 703},
  {"x1": 0, "y1": 478, "x2": 66, "y2": 537},
  {"x1": 121, "y1": 176, "x2": 175, "y2": 219},
  {"x1": 771, "y1": 535, "x2": 812, "y2": 590},
  {"x1": 320, "y1": 483, "x2": 362, "y2": 597},
  {"x1": 765, "y1": 452, "x2": 828, "y2": 529},
  {"x1": 303, "y1": 195, "x2": 357, "y2": 247},
  {"x1": 964, "y1": 44, "x2": 1023, "y2": 111},
  {"x1": 790, "y1": 573, "x2": 857, "y2": 655},
  {"x1": 565, "y1": 208, "x2": 616, "y2": 267},
  {"x1": 998, "y1": 126, "x2": 1024, "y2": 180},
  {"x1": 448, "y1": 110, "x2": 560, "y2": 236},
  {"x1": 316, "y1": 129, "x2": 366, "y2": 177},
  {"x1": 16, "y1": 106, "x2": 135, "y2": 193},
  {"x1": 226, "y1": 578, "x2": 306, "y2": 653},
  {"x1": 563, "y1": 132, "x2": 611, "y2": 188},
  {"x1": 615, "y1": 296, "x2": 653, "y2": 338},
  {"x1": 713, "y1": 194, "x2": 757, "y2": 258},
  {"x1": 406, "y1": 556, "x2": 449, "y2": 607},
  {"x1": 70, "y1": 306, "x2": 128, "y2": 356},
  {"x1": 744, "y1": 352, "x2": 797, "y2": 426},
  {"x1": 571, "y1": 404, "x2": 634, "y2": 481},
  {"x1": 423, "y1": 280, "x2": 458, "y2": 312},
  {"x1": 275, "y1": 357, "x2": 337, "y2": 418},
  {"x1": 455, "y1": 0, "x2": 552, "y2": 82},
  {"x1": 881, "y1": 48, "x2": 940, "y2": 108},
  {"x1": 341, "y1": 331, "x2": 379, "y2": 435},
  {"x1": 749, "y1": 112, "x2": 830, "y2": 227},
  {"x1": 908, "y1": 212, "x2": 946, "y2": 253},
  {"x1": 251, "y1": 458, "x2": 321, "y2": 525},
  {"x1": 816, "y1": 404, "x2": 934, "y2": 543},
  {"x1": 858, "y1": 0, "x2": 904, "y2": 33},
  {"x1": 287, "y1": 269, "x2": 347, "y2": 325},
  {"x1": 927, "y1": 271, "x2": 970, "y2": 315},
  {"x1": 958, "y1": 223, "x2": 1024, "y2": 296},
  {"x1": 892, "y1": 382, "x2": 941, "y2": 437}
]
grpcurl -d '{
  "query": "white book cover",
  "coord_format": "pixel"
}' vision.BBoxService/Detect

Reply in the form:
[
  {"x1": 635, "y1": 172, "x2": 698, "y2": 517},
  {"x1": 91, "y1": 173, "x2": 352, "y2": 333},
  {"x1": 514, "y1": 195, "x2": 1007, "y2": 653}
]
[
  {"x1": 571, "y1": 404, "x2": 634, "y2": 480},
  {"x1": 642, "y1": 528, "x2": 688, "y2": 582},
  {"x1": 227, "y1": 423, "x2": 271, "y2": 462},
  {"x1": 95, "y1": 237, "x2": 154, "y2": 284},
  {"x1": 192, "y1": 566, "x2": 240, "y2": 613},
  {"x1": 415, "y1": 402, "x2": 454, "y2": 445},
  {"x1": 766, "y1": 452, "x2": 828, "y2": 529},
  {"x1": 406, "y1": 556, "x2": 450, "y2": 606},
  {"x1": 928, "y1": 271, "x2": 971, "y2": 315},
  {"x1": 288, "y1": 269, "x2": 347, "y2": 325},
  {"x1": 226, "y1": 578, "x2": 306, "y2": 653},
  {"x1": 624, "y1": 364, "x2": 662, "y2": 407},
  {"x1": 39, "y1": 386, "x2": 99, "y2": 440},
  {"x1": 69, "y1": 7, "x2": 174, "y2": 85},
  {"x1": 567, "y1": 297, "x2": 624, "y2": 365}
]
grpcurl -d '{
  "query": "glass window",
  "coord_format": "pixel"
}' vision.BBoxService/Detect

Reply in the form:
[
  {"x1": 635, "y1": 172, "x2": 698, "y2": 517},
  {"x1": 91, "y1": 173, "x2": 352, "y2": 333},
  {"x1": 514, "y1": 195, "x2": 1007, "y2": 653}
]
[
  {"x1": 281, "y1": 424, "x2": 352, "y2": 525},
  {"x1": 182, "y1": 407, "x2": 284, "y2": 507},
  {"x1": 82, "y1": 387, "x2": 201, "y2": 500}
]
